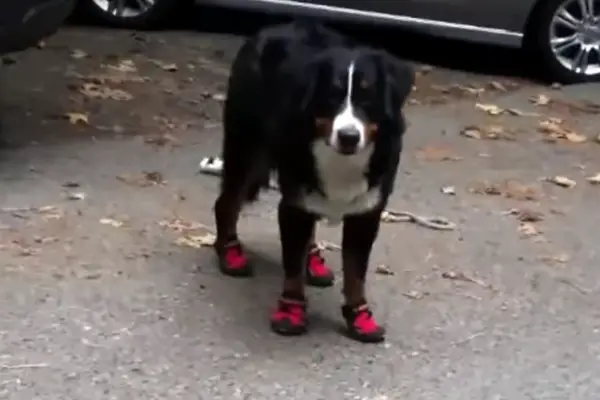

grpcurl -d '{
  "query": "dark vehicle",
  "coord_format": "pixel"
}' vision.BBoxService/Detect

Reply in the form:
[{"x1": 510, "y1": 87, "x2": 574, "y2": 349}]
[
  {"x1": 0, "y1": 0, "x2": 76, "y2": 55},
  {"x1": 77, "y1": 0, "x2": 600, "y2": 84}
]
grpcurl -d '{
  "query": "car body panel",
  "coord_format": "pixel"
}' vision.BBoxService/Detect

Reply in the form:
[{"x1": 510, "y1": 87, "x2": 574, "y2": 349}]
[
  {"x1": 0, "y1": 0, "x2": 75, "y2": 55},
  {"x1": 199, "y1": 0, "x2": 542, "y2": 47}
]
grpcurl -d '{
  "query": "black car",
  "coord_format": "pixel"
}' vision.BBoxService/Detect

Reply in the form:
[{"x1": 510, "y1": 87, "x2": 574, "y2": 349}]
[
  {"x1": 0, "y1": 0, "x2": 76, "y2": 55},
  {"x1": 77, "y1": 0, "x2": 600, "y2": 84}
]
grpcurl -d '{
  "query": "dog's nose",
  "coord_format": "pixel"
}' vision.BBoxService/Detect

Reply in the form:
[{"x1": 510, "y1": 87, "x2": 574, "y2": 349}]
[{"x1": 336, "y1": 127, "x2": 360, "y2": 153}]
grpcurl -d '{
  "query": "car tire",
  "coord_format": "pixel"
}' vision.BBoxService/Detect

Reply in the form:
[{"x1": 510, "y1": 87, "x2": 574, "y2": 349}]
[
  {"x1": 77, "y1": 0, "x2": 189, "y2": 29},
  {"x1": 525, "y1": 0, "x2": 600, "y2": 83}
]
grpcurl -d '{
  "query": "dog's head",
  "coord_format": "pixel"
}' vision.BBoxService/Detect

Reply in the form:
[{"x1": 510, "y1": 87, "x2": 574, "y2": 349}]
[{"x1": 299, "y1": 47, "x2": 414, "y2": 156}]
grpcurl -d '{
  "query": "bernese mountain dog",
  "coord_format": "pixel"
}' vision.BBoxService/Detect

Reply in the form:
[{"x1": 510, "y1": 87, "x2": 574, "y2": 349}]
[{"x1": 213, "y1": 21, "x2": 414, "y2": 343}]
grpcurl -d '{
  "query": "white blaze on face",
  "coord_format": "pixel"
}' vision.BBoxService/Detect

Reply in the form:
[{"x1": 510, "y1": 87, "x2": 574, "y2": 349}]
[{"x1": 330, "y1": 61, "x2": 367, "y2": 150}]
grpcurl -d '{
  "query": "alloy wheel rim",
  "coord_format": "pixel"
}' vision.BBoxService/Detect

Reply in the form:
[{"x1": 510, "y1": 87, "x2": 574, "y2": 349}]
[
  {"x1": 550, "y1": 0, "x2": 600, "y2": 75},
  {"x1": 92, "y1": 0, "x2": 157, "y2": 18}
]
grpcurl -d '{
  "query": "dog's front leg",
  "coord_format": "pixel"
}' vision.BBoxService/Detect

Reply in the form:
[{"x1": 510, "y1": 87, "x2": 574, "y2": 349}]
[
  {"x1": 341, "y1": 209, "x2": 386, "y2": 343},
  {"x1": 270, "y1": 202, "x2": 316, "y2": 336}
]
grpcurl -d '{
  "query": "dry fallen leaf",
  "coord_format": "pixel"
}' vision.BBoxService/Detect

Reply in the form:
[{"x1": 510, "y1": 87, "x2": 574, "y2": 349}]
[
  {"x1": 460, "y1": 125, "x2": 516, "y2": 141},
  {"x1": 441, "y1": 271, "x2": 490, "y2": 288},
  {"x1": 158, "y1": 218, "x2": 211, "y2": 233},
  {"x1": 212, "y1": 93, "x2": 226, "y2": 102},
  {"x1": 152, "y1": 60, "x2": 178, "y2": 71},
  {"x1": 174, "y1": 233, "x2": 215, "y2": 248},
  {"x1": 71, "y1": 49, "x2": 88, "y2": 59},
  {"x1": 117, "y1": 171, "x2": 165, "y2": 187},
  {"x1": 504, "y1": 208, "x2": 544, "y2": 222},
  {"x1": 469, "y1": 179, "x2": 539, "y2": 201},
  {"x1": 537, "y1": 118, "x2": 586, "y2": 142},
  {"x1": 62, "y1": 181, "x2": 80, "y2": 188},
  {"x1": 63, "y1": 112, "x2": 89, "y2": 125},
  {"x1": 402, "y1": 290, "x2": 428, "y2": 300},
  {"x1": 546, "y1": 175, "x2": 576, "y2": 188},
  {"x1": 144, "y1": 133, "x2": 179, "y2": 147},
  {"x1": 540, "y1": 253, "x2": 570, "y2": 266},
  {"x1": 518, "y1": 222, "x2": 540, "y2": 237},
  {"x1": 586, "y1": 173, "x2": 600, "y2": 184},
  {"x1": 530, "y1": 94, "x2": 551, "y2": 106},
  {"x1": 475, "y1": 103, "x2": 504, "y2": 115},
  {"x1": 416, "y1": 145, "x2": 462, "y2": 162},
  {"x1": 107, "y1": 59, "x2": 137, "y2": 73},
  {"x1": 64, "y1": 192, "x2": 86, "y2": 201},
  {"x1": 505, "y1": 108, "x2": 540, "y2": 117},
  {"x1": 100, "y1": 218, "x2": 124, "y2": 228},
  {"x1": 564, "y1": 132, "x2": 588, "y2": 143},
  {"x1": 460, "y1": 125, "x2": 482, "y2": 139},
  {"x1": 441, "y1": 185, "x2": 456, "y2": 195},
  {"x1": 316, "y1": 240, "x2": 341, "y2": 252},
  {"x1": 488, "y1": 81, "x2": 507, "y2": 91},
  {"x1": 375, "y1": 264, "x2": 394, "y2": 275},
  {"x1": 80, "y1": 83, "x2": 133, "y2": 101}
]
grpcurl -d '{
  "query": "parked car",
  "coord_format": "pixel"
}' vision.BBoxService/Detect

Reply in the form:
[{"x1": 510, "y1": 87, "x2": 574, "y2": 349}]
[
  {"x1": 1, "y1": 0, "x2": 76, "y2": 55},
  {"x1": 77, "y1": 0, "x2": 600, "y2": 84}
]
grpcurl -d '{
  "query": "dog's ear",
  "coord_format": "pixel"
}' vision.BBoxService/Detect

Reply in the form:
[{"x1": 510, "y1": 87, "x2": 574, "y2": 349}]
[
  {"x1": 375, "y1": 50, "x2": 415, "y2": 119},
  {"x1": 298, "y1": 58, "x2": 326, "y2": 114}
]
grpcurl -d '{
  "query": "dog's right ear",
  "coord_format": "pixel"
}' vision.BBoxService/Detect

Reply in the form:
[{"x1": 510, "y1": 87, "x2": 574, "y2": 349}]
[
  {"x1": 298, "y1": 58, "x2": 325, "y2": 114},
  {"x1": 375, "y1": 50, "x2": 415, "y2": 119}
]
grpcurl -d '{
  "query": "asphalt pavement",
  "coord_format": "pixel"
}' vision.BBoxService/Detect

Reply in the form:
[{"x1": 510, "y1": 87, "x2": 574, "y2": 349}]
[{"x1": 1, "y1": 22, "x2": 600, "y2": 400}]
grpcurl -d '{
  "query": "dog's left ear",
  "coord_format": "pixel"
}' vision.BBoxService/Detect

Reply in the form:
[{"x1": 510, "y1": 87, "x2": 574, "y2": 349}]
[{"x1": 375, "y1": 50, "x2": 415, "y2": 119}]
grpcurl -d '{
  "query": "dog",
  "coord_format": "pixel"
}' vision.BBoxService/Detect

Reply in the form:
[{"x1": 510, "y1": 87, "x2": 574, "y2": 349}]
[{"x1": 213, "y1": 21, "x2": 414, "y2": 343}]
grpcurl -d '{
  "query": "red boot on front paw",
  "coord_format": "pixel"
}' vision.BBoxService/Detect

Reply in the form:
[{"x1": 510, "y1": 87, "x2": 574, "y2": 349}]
[
  {"x1": 216, "y1": 240, "x2": 253, "y2": 277},
  {"x1": 342, "y1": 303, "x2": 385, "y2": 343},
  {"x1": 305, "y1": 245, "x2": 334, "y2": 288},
  {"x1": 270, "y1": 297, "x2": 308, "y2": 336}
]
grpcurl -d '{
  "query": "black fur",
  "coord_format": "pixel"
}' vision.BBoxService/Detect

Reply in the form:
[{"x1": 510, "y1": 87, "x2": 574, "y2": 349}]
[{"x1": 214, "y1": 20, "x2": 414, "y2": 317}]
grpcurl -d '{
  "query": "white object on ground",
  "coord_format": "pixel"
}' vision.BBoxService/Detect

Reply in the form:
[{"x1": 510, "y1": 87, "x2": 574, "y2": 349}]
[{"x1": 197, "y1": 156, "x2": 224, "y2": 176}]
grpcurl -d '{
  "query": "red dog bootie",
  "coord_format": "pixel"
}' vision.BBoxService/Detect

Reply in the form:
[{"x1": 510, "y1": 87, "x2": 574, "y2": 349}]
[
  {"x1": 270, "y1": 295, "x2": 308, "y2": 336},
  {"x1": 342, "y1": 303, "x2": 385, "y2": 343},
  {"x1": 216, "y1": 240, "x2": 253, "y2": 277},
  {"x1": 305, "y1": 244, "x2": 334, "y2": 287}
]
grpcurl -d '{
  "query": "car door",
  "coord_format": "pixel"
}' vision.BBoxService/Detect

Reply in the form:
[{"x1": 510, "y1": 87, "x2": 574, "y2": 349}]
[{"x1": 311, "y1": 0, "x2": 525, "y2": 32}]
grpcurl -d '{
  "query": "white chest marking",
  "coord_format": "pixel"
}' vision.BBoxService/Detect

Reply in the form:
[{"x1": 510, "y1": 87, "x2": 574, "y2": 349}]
[{"x1": 300, "y1": 141, "x2": 380, "y2": 224}]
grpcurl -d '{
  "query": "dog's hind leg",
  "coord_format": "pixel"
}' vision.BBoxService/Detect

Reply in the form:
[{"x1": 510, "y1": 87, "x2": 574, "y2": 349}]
[{"x1": 213, "y1": 119, "x2": 269, "y2": 277}]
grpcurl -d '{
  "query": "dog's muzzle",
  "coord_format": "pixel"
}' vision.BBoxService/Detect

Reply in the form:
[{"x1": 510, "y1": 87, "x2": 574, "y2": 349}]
[{"x1": 335, "y1": 127, "x2": 361, "y2": 155}]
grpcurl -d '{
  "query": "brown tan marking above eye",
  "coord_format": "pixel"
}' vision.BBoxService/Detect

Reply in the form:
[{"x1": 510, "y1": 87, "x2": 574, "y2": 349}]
[
  {"x1": 367, "y1": 123, "x2": 378, "y2": 138},
  {"x1": 360, "y1": 80, "x2": 370, "y2": 89},
  {"x1": 315, "y1": 118, "x2": 333, "y2": 136}
]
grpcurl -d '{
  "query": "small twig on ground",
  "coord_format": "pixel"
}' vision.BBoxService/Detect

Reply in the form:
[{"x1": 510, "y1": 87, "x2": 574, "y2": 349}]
[
  {"x1": 451, "y1": 331, "x2": 484, "y2": 346},
  {"x1": 556, "y1": 277, "x2": 592, "y2": 295},
  {"x1": 0, "y1": 363, "x2": 49, "y2": 370}
]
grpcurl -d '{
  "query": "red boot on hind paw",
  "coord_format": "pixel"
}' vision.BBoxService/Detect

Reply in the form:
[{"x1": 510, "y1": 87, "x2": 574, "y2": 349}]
[
  {"x1": 305, "y1": 245, "x2": 334, "y2": 287},
  {"x1": 216, "y1": 240, "x2": 253, "y2": 277},
  {"x1": 270, "y1": 297, "x2": 308, "y2": 336},
  {"x1": 342, "y1": 303, "x2": 385, "y2": 343}
]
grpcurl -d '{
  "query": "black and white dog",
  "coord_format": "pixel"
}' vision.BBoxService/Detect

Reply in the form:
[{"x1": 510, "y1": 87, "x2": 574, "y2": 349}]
[{"x1": 213, "y1": 21, "x2": 414, "y2": 343}]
